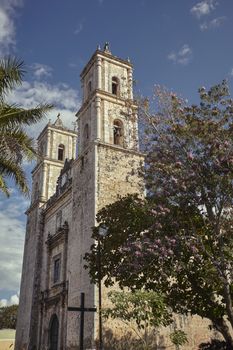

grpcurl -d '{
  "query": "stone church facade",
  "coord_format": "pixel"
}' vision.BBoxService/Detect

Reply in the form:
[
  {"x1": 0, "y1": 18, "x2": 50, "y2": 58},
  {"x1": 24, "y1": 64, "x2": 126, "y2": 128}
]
[{"x1": 16, "y1": 46, "x2": 214, "y2": 350}]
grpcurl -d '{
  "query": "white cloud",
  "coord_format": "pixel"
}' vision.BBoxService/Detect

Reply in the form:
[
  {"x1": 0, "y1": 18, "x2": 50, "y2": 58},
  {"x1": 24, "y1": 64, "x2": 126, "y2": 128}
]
[
  {"x1": 7, "y1": 81, "x2": 79, "y2": 110},
  {"x1": 0, "y1": 299, "x2": 7, "y2": 307},
  {"x1": 74, "y1": 22, "x2": 83, "y2": 35},
  {"x1": 0, "y1": 193, "x2": 29, "y2": 296},
  {"x1": 0, "y1": 76, "x2": 80, "y2": 301},
  {"x1": 191, "y1": 0, "x2": 218, "y2": 18},
  {"x1": 229, "y1": 68, "x2": 233, "y2": 77},
  {"x1": 31, "y1": 63, "x2": 53, "y2": 79},
  {"x1": 0, "y1": 0, "x2": 23, "y2": 55},
  {"x1": 200, "y1": 16, "x2": 226, "y2": 30},
  {"x1": 6, "y1": 80, "x2": 81, "y2": 137},
  {"x1": 68, "y1": 62, "x2": 78, "y2": 69},
  {"x1": 168, "y1": 44, "x2": 192, "y2": 65},
  {"x1": 0, "y1": 294, "x2": 19, "y2": 306},
  {"x1": 167, "y1": 53, "x2": 176, "y2": 62},
  {"x1": 9, "y1": 294, "x2": 19, "y2": 305}
]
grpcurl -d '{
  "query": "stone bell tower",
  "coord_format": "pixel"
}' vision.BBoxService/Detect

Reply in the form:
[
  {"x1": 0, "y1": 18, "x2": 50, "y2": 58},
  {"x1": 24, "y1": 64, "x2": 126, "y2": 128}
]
[
  {"x1": 16, "y1": 115, "x2": 77, "y2": 350},
  {"x1": 31, "y1": 115, "x2": 77, "y2": 202},
  {"x1": 77, "y1": 42, "x2": 139, "y2": 154},
  {"x1": 67, "y1": 44, "x2": 144, "y2": 348}
]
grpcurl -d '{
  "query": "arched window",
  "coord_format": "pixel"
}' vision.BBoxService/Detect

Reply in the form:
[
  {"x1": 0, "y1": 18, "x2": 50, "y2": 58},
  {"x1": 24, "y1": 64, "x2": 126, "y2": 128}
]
[
  {"x1": 113, "y1": 119, "x2": 124, "y2": 146},
  {"x1": 112, "y1": 77, "x2": 119, "y2": 96},
  {"x1": 49, "y1": 314, "x2": 59, "y2": 350},
  {"x1": 53, "y1": 256, "x2": 61, "y2": 284},
  {"x1": 58, "y1": 144, "x2": 65, "y2": 161}
]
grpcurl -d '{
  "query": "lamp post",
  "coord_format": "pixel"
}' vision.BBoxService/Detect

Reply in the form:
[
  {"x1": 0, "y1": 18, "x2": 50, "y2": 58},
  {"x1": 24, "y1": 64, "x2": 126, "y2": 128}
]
[{"x1": 97, "y1": 225, "x2": 108, "y2": 350}]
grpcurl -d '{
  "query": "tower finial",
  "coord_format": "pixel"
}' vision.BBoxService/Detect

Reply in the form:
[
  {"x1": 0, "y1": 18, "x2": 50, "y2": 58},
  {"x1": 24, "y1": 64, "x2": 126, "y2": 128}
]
[
  {"x1": 104, "y1": 42, "x2": 111, "y2": 53},
  {"x1": 53, "y1": 113, "x2": 64, "y2": 128}
]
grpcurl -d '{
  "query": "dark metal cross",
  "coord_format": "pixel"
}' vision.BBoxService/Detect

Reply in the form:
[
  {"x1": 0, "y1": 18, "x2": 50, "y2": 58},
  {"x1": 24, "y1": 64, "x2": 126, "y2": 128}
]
[{"x1": 68, "y1": 292, "x2": 96, "y2": 350}]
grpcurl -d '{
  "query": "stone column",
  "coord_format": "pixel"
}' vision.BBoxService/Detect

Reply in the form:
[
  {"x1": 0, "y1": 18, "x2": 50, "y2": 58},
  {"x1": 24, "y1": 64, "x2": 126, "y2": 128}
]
[
  {"x1": 81, "y1": 78, "x2": 84, "y2": 101},
  {"x1": 96, "y1": 97, "x2": 101, "y2": 140},
  {"x1": 46, "y1": 129, "x2": 51, "y2": 158},
  {"x1": 41, "y1": 163, "x2": 48, "y2": 200},
  {"x1": 127, "y1": 68, "x2": 133, "y2": 100},
  {"x1": 72, "y1": 136, "x2": 76, "y2": 159},
  {"x1": 96, "y1": 56, "x2": 102, "y2": 89},
  {"x1": 76, "y1": 115, "x2": 81, "y2": 155},
  {"x1": 51, "y1": 130, "x2": 54, "y2": 159}
]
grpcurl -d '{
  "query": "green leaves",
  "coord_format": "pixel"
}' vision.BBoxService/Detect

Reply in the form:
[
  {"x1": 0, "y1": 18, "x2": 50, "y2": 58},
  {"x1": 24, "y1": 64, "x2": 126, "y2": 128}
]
[
  {"x1": 0, "y1": 104, "x2": 53, "y2": 128},
  {"x1": 86, "y1": 81, "x2": 233, "y2": 344},
  {"x1": 0, "y1": 157, "x2": 28, "y2": 197},
  {"x1": 0, "y1": 57, "x2": 24, "y2": 99},
  {"x1": 0, "y1": 304, "x2": 18, "y2": 329},
  {"x1": 170, "y1": 330, "x2": 188, "y2": 346},
  {"x1": 104, "y1": 290, "x2": 172, "y2": 329},
  {"x1": 0, "y1": 57, "x2": 53, "y2": 196},
  {"x1": 103, "y1": 290, "x2": 184, "y2": 349}
]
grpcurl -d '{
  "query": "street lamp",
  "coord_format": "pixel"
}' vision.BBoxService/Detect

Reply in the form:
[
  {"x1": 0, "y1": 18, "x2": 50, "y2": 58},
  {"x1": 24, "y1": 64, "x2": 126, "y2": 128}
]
[{"x1": 97, "y1": 224, "x2": 108, "y2": 350}]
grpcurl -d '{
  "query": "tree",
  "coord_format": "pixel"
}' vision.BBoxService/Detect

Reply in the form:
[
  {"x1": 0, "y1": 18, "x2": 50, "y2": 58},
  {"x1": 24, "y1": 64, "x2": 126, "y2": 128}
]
[
  {"x1": 103, "y1": 290, "x2": 187, "y2": 350},
  {"x1": 85, "y1": 81, "x2": 233, "y2": 347},
  {"x1": 0, "y1": 304, "x2": 18, "y2": 329},
  {"x1": 0, "y1": 57, "x2": 52, "y2": 196}
]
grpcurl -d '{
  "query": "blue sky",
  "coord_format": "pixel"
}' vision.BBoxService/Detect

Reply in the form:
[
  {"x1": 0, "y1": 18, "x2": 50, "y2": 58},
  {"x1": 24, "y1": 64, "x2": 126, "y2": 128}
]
[{"x1": 0, "y1": 0, "x2": 233, "y2": 304}]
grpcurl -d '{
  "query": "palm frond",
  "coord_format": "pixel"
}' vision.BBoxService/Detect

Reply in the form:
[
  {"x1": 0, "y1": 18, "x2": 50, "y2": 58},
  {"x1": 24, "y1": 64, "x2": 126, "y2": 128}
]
[
  {"x1": 0, "y1": 57, "x2": 24, "y2": 98},
  {"x1": 0, "y1": 174, "x2": 10, "y2": 197},
  {"x1": 0, "y1": 103, "x2": 53, "y2": 127},
  {"x1": 0, "y1": 56, "x2": 54, "y2": 197},
  {"x1": 0, "y1": 127, "x2": 36, "y2": 162},
  {"x1": 0, "y1": 157, "x2": 29, "y2": 196}
]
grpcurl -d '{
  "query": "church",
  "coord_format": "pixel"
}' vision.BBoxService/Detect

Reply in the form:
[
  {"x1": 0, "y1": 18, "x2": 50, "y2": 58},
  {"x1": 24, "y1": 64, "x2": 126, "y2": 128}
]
[
  {"x1": 15, "y1": 44, "x2": 144, "y2": 350},
  {"x1": 16, "y1": 45, "x2": 213, "y2": 350}
]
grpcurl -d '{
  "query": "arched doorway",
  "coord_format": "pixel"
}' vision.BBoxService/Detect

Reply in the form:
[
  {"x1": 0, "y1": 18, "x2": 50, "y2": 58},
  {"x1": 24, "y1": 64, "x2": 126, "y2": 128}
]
[{"x1": 49, "y1": 314, "x2": 59, "y2": 350}]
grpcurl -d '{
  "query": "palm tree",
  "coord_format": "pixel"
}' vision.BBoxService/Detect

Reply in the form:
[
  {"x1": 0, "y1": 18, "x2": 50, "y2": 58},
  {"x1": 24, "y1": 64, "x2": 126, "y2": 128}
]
[{"x1": 0, "y1": 57, "x2": 53, "y2": 196}]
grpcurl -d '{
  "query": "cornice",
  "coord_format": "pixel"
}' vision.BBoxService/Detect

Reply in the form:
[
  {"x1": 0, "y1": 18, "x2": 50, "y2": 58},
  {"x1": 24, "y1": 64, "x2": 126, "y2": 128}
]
[
  {"x1": 32, "y1": 158, "x2": 67, "y2": 175},
  {"x1": 75, "y1": 89, "x2": 137, "y2": 118},
  {"x1": 43, "y1": 185, "x2": 72, "y2": 215},
  {"x1": 96, "y1": 140, "x2": 145, "y2": 158},
  {"x1": 80, "y1": 49, "x2": 132, "y2": 79},
  {"x1": 38, "y1": 123, "x2": 77, "y2": 142},
  {"x1": 72, "y1": 141, "x2": 144, "y2": 168},
  {"x1": 46, "y1": 222, "x2": 69, "y2": 250}
]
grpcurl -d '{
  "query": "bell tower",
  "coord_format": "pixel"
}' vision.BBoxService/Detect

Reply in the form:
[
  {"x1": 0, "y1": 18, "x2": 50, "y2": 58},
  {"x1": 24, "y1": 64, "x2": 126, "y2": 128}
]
[
  {"x1": 68, "y1": 44, "x2": 144, "y2": 348},
  {"x1": 32, "y1": 114, "x2": 77, "y2": 203},
  {"x1": 16, "y1": 114, "x2": 77, "y2": 350},
  {"x1": 76, "y1": 43, "x2": 139, "y2": 154}
]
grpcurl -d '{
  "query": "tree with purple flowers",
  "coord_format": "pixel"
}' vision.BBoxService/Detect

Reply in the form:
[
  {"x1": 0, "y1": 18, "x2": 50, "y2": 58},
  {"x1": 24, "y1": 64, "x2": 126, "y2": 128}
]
[{"x1": 85, "y1": 81, "x2": 233, "y2": 348}]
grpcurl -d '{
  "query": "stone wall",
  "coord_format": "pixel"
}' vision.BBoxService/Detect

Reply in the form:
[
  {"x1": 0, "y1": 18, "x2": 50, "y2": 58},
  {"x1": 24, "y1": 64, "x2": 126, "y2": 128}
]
[
  {"x1": 96, "y1": 142, "x2": 144, "y2": 210},
  {"x1": 67, "y1": 144, "x2": 97, "y2": 349},
  {"x1": 15, "y1": 203, "x2": 43, "y2": 350}
]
